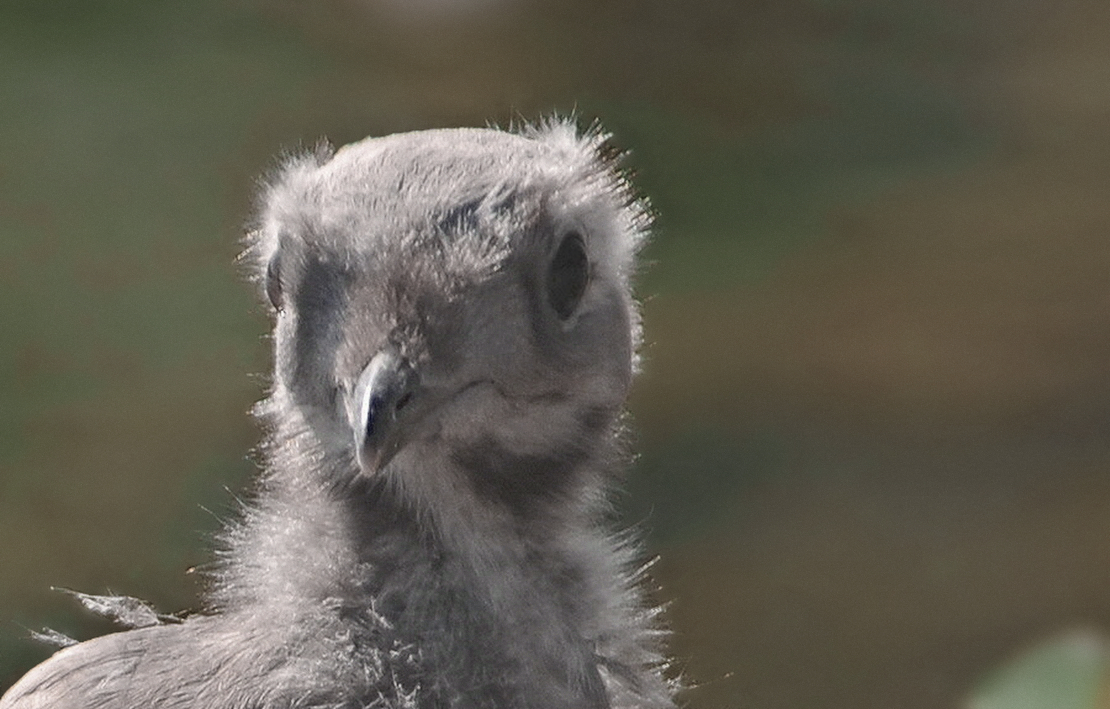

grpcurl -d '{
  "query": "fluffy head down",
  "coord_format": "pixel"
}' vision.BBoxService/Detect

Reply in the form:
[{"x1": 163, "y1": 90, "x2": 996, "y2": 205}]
[{"x1": 242, "y1": 121, "x2": 651, "y2": 536}]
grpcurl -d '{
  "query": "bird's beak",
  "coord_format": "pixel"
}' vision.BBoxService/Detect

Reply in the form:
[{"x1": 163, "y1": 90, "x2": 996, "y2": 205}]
[{"x1": 346, "y1": 348, "x2": 419, "y2": 475}]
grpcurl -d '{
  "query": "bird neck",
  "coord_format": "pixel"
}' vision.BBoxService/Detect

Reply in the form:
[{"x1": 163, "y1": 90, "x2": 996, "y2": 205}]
[
  {"x1": 212, "y1": 397, "x2": 649, "y2": 706},
  {"x1": 339, "y1": 457, "x2": 610, "y2": 627},
  {"x1": 342, "y1": 470, "x2": 616, "y2": 708},
  {"x1": 224, "y1": 444, "x2": 619, "y2": 708}
]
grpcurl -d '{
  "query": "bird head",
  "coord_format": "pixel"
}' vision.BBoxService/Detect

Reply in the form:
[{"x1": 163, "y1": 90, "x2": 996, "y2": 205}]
[{"x1": 246, "y1": 123, "x2": 648, "y2": 518}]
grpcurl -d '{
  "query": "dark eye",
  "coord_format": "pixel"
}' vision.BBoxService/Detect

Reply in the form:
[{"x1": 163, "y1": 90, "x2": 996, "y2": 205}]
[
  {"x1": 547, "y1": 232, "x2": 589, "y2": 320},
  {"x1": 265, "y1": 253, "x2": 283, "y2": 310}
]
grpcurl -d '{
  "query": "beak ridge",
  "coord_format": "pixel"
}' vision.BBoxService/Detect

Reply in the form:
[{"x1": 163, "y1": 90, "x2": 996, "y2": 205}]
[{"x1": 347, "y1": 348, "x2": 417, "y2": 474}]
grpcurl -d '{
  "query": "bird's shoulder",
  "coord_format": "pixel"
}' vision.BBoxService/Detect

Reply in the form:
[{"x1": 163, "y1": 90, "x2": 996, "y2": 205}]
[
  {"x1": 0, "y1": 624, "x2": 183, "y2": 709},
  {"x1": 0, "y1": 607, "x2": 414, "y2": 709}
]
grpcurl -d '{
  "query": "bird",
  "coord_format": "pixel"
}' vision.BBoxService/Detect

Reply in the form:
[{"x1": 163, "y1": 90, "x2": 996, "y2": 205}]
[{"x1": 0, "y1": 120, "x2": 678, "y2": 709}]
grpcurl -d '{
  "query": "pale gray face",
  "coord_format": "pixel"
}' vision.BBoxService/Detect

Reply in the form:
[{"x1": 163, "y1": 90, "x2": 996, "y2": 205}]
[{"x1": 251, "y1": 126, "x2": 645, "y2": 515}]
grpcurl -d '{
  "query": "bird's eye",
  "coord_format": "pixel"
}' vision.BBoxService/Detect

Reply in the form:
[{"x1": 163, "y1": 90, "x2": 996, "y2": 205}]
[
  {"x1": 265, "y1": 254, "x2": 283, "y2": 311},
  {"x1": 547, "y1": 232, "x2": 589, "y2": 320}
]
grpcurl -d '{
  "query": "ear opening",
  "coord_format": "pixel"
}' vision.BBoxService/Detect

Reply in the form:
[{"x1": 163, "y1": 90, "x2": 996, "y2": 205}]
[{"x1": 547, "y1": 231, "x2": 590, "y2": 320}]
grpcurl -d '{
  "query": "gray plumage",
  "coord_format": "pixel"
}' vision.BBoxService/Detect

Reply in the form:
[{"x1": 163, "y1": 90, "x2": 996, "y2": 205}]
[{"x1": 0, "y1": 121, "x2": 678, "y2": 709}]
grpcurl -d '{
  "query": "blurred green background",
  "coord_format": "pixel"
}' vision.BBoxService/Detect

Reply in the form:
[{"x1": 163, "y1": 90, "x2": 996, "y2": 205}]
[{"x1": 3, "y1": 0, "x2": 1110, "y2": 707}]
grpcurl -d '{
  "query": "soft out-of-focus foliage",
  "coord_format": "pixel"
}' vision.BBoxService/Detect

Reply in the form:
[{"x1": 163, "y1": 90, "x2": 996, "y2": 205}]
[
  {"x1": 3, "y1": 1, "x2": 1110, "y2": 707},
  {"x1": 967, "y1": 629, "x2": 1110, "y2": 709}
]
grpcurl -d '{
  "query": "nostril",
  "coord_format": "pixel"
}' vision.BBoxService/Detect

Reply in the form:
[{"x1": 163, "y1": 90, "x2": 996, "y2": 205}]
[
  {"x1": 366, "y1": 394, "x2": 386, "y2": 438},
  {"x1": 364, "y1": 390, "x2": 411, "y2": 441}
]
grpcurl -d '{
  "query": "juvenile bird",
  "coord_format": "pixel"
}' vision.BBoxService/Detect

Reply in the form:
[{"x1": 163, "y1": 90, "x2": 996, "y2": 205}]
[{"x1": 0, "y1": 121, "x2": 678, "y2": 708}]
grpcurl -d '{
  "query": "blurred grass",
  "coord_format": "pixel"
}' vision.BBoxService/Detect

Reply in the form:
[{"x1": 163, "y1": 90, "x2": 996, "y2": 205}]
[{"x1": 967, "y1": 629, "x2": 1110, "y2": 709}]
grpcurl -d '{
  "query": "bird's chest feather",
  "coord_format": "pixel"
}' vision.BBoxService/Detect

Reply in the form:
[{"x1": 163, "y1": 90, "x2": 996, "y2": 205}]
[
  {"x1": 349, "y1": 527, "x2": 608, "y2": 708},
  {"x1": 226, "y1": 492, "x2": 606, "y2": 709}
]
